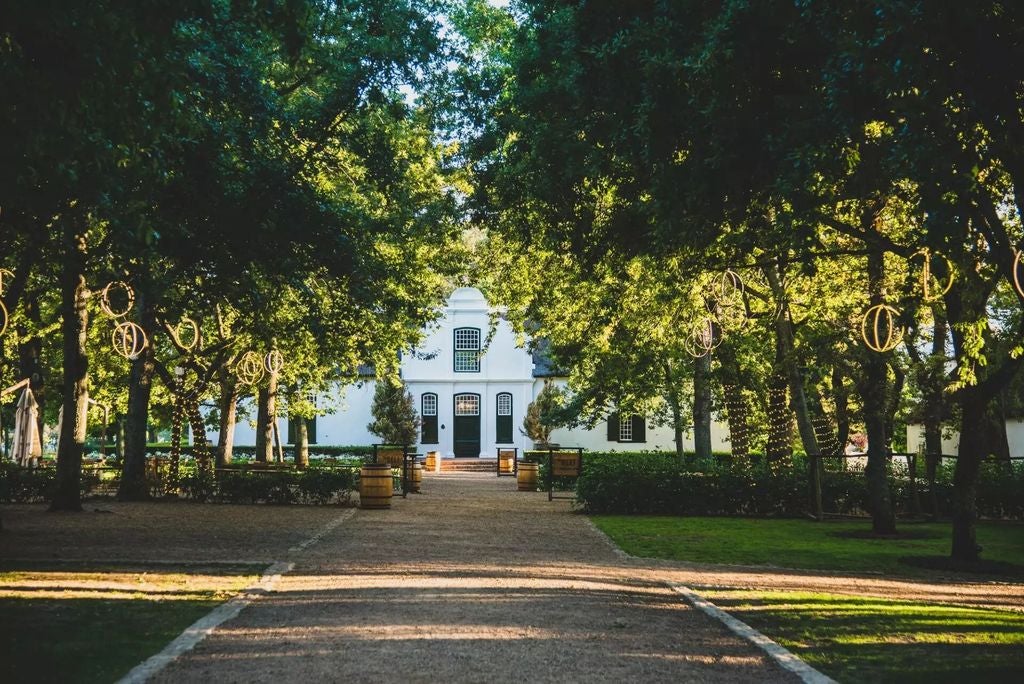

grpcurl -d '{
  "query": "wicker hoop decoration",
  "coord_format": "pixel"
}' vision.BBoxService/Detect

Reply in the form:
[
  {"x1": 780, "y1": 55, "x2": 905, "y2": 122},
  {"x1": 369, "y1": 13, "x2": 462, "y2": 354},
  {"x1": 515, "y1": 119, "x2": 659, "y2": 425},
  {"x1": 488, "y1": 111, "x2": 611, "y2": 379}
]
[
  {"x1": 860, "y1": 304, "x2": 904, "y2": 352},
  {"x1": 0, "y1": 299, "x2": 8, "y2": 337},
  {"x1": 714, "y1": 269, "x2": 745, "y2": 303},
  {"x1": 264, "y1": 349, "x2": 284, "y2": 374},
  {"x1": 685, "y1": 317, "x2": 721, "y2": 358},
  {"x1": 1013, "y1": 250, "x2": 1024, "y2": 300},
  {"x1": 100, "y1": 281, "x2": 135, "y2": 318},
  {"x1": 914, "y1": 249, "x2": 954, "y2": 301},
  {"x1": 236, "y1": 351, "x2": 265, "y2": 385},
  {"x1": 0, "y1": 268, "x2": 14, "y2": 295},
  {"x1": 172, "y1": 317, "x2": 200, "y2": 351},
  {"x1": 111, "y1": 321, "x2": 148, "y2": 359}
]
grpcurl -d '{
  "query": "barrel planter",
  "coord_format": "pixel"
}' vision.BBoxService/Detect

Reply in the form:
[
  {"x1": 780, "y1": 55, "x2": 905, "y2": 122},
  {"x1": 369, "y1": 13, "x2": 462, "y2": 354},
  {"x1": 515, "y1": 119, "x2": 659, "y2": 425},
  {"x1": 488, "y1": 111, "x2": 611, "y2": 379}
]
[
  {"x1": 499, "y1": 451, "x2": 515, "y2": 475},
  {"x1": 409, "y1": 463, "x2": 424, "y2": 492},
  {"x1": 517, "y1": 462, "x2": 539, "y2": 491},
  {"x1": 425, "y1": 451, "x2": 438, "y2": 472},
  {"x1": 360, "y1": 463, "x2": 393, "y2": 509}
]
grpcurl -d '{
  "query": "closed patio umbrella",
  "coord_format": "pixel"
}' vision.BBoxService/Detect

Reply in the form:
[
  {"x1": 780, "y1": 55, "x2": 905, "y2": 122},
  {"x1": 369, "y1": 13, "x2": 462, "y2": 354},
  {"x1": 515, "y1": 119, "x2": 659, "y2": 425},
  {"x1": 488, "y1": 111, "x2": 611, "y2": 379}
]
[{"x1": 12, "y1": 387, "x2": 42, "y2": 467}]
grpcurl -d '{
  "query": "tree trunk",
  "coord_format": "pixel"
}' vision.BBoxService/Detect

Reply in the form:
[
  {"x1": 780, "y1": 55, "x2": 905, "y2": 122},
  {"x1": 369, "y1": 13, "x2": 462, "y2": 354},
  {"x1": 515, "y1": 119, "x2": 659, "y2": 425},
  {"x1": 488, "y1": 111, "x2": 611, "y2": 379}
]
[
  {"x1": 766, "y1": 373, "x2": 792, "y2": 461},
  {"x1": 51, "y1": 223, "x2": 89, "y2": 512},
  {"x1": 294, "y1": 417, "x2": 309, "y2": 468},
  {"x1": 663, "y1": 363, "x2": 686, "y2": 460},
  {"x1": 255, "y1": 371, "x2": 277, "y2": 463},
  {"x1": 693, "y1": 353, "x2": 713, "y2": 460},
  {"x1": 860, "y1": 250, "x2": 896, "y2": 534},
  {"x1": 717, "y1": 344, "x2": 750, "y2": 458},
  {"x1": 951, "y1": 393, "x2": 986, "y2": 561},
  {"x1": 923, "y1": 314, "x2": 947, "y2": 519},
  {"x1": 216, "y1": 375, "x2": 239, "y2": 468},
  {"x1": 118, "y1": 332, "x2": 155, "y2": 501},
  {"x1": 764, "y1": 265, "x2": 822, "y2": 517}
]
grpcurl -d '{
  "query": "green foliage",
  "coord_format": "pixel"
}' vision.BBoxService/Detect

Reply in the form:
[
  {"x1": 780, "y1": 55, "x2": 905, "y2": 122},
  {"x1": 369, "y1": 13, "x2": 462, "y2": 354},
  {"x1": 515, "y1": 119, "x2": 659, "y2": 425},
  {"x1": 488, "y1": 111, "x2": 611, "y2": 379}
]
[
  {"x1": 367, "y1": 381, "x2": 420, "y2": 446},
  {"x1": 574, "y1": 454, "x2": 1024, "y2": 519},
  {"x1": 520, "y1": 381, "x2": 564, "y2": 444}
]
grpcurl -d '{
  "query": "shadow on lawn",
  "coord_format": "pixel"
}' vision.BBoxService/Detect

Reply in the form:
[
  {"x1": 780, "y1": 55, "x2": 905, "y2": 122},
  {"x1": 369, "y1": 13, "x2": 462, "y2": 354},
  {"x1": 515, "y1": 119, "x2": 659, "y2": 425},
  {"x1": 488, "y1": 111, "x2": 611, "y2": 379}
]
[{"x1": 0, "y1": 596, "x2": 220, "y2": 684}]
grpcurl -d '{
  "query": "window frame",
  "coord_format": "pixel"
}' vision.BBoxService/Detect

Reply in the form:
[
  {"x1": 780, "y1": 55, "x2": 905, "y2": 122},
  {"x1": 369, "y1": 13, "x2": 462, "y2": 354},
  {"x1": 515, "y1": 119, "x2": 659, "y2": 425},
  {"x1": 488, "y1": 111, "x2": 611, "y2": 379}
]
[{"x1": 453, "y1": 327, "x2": 481, "y2": 373}]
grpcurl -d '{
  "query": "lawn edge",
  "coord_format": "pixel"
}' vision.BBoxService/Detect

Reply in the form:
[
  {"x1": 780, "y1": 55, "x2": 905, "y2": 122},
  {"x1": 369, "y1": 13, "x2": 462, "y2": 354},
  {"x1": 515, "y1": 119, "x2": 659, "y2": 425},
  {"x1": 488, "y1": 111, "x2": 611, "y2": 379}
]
[
  {"x1": 669, "y1": 584, "x2": 838, "y2": 684},
  {"x1": 114, "y1": 560, "x2": 294, "y2": 684},
  {"x1": 114, "y1": 509, "x2": 357, "y2": 683}
]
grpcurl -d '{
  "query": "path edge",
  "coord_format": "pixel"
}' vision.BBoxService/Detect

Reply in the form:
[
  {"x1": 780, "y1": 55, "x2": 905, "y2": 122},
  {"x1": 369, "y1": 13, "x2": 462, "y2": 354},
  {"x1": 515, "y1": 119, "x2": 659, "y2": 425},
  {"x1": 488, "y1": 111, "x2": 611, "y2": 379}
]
[
  {"x1": 116, "y1": 509, "x2": 356, "y2": 684},
  {"x1": 670, "y1": 584, "x2": 838, "y2": 684}
]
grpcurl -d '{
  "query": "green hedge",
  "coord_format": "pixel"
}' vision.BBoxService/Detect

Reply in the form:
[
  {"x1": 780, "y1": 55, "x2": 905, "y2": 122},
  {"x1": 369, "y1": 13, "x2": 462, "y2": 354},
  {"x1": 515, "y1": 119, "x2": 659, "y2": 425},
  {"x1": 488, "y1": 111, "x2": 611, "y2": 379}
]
[
  {"x1": 144, "y1": 444, "x2": 375, "y2": 458},
  {"x1": 573, "y1": 453, "x2": 1024, "y2": 519},
  {"x1": 0, "y1": 461, "x2": 357, "y2": 505},
  {"x1": 182, "y1": 467, "x2": 356, "y2": 505},
  {"x1": 0, "y1": 463, "x2": 103, "y2": 503}
]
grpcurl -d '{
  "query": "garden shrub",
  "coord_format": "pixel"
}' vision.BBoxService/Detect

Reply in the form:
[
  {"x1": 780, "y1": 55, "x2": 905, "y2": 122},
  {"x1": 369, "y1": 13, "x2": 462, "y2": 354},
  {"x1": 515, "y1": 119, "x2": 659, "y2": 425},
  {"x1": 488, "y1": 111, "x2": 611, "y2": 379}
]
[{"x1": 573, "y1": 452, "x2": 1024, "y2": 519}]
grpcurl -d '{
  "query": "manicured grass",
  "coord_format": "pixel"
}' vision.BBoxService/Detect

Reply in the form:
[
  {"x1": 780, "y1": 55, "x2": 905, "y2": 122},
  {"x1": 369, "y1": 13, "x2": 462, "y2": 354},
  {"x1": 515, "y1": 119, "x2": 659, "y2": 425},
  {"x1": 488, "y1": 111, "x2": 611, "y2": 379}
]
[
  {"x1": 590, "y1": 516, "x2": 1024, "y2": 576},
  {"x1": 0, "y1": 563, "x2": 258, "y2": 683},
  {"x1": 701, "y1": 590, "x2": 1024, "y2": 683}
]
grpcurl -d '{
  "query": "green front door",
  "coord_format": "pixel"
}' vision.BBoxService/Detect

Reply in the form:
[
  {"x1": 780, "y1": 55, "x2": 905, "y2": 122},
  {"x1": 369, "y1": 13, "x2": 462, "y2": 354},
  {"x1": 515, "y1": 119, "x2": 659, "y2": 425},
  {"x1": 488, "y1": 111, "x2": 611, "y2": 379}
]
[{"x1": 453, "y1": 393, "x2": 481, "y2": 457}]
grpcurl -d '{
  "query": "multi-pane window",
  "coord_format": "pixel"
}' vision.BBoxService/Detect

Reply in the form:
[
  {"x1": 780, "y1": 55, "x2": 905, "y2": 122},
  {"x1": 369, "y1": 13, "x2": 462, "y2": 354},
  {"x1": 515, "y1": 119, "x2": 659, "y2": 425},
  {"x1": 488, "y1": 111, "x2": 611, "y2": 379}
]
[
  {"x1": 421, "y1": 393, "x2": 438, "y2": 444},
  {"x1": 619, "y1": 415, "x2": 633, "y2": 442},
  {"x1": 496, "y1": 392, "x2": 513, "y2": 443},
  {"x1": 454, "y1": 327, "x2": 481, "y2": 372},
  {"x1": 455, "y1": 393, "x2": 480, "y2": 416}
]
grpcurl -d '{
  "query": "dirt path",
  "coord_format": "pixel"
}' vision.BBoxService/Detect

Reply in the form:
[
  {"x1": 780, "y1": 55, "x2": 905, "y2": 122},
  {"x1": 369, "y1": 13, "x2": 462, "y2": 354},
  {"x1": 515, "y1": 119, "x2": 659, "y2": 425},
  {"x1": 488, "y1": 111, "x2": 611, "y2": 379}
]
[{"x1": 150, "y1": 474, "x2": 801, "y2": 683}]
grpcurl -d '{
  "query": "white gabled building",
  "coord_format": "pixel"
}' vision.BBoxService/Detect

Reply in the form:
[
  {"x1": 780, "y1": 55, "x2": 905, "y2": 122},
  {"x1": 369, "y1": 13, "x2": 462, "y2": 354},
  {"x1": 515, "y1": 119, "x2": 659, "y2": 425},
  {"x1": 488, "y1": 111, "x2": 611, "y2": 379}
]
[{"x1": 225, "y1": 287, "x2": 732, "y2": 458}]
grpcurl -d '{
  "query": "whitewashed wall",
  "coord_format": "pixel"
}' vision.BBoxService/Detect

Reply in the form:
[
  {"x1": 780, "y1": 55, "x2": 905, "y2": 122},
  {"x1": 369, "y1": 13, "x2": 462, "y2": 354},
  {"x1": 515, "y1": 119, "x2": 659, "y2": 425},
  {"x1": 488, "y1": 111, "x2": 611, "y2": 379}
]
[{"x1": 906, "y1": 420, "x2": 1024, "y2": 457}]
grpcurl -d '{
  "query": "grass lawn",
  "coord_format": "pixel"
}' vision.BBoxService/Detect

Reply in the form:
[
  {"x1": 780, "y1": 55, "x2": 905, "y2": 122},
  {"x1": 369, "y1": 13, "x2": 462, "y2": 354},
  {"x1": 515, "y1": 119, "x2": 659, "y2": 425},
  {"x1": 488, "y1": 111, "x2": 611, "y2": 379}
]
[
  {"x1": 702, "y1": 589, "x2": 1024, "y2": 683},
  {"x1": 0, "y1": 562, "x2": 260, "y2": 683},
  {"x1": 590, "y1": 516, "x2": 1024, "y2": 576}
]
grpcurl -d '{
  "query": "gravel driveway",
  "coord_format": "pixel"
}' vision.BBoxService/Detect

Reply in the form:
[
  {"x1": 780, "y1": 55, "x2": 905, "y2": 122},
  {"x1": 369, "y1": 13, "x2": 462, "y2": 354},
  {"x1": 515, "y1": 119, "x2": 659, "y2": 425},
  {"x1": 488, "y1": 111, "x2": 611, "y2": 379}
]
[{"x1": 151, "y1": 473, "x2": 798, "y2": 683}]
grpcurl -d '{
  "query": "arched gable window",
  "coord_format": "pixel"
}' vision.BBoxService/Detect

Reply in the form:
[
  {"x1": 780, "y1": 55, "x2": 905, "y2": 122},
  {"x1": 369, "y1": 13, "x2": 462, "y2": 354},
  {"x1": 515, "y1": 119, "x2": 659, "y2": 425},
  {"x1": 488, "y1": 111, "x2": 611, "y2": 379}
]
[
  {"x1": 421, "y1": 393, "x2": 438, "y2": 444},
  {"x1": 454, "y1": 327, "x2": 481, "y2": 372},
  {"x1": 496, "y1": 392, "x2": 513, "y2": 444}
]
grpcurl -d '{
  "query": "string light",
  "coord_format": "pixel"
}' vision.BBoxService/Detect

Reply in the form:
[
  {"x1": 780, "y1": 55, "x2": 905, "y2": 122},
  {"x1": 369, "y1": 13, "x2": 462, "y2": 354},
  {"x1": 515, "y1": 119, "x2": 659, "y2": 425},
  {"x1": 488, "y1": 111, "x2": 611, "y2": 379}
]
[
  {"x1": 722, "y1": 383, "x2": 751, "y2": 457},
  {"x1": 765, "y1": 380, "x2": 793, "y2": 459}
]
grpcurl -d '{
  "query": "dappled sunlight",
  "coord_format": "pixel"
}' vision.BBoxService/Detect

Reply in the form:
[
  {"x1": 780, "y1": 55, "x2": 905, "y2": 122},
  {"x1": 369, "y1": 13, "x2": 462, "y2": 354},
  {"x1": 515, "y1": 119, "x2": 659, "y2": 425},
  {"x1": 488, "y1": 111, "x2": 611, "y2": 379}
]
[
  {"x1": 220, "y1": 623, "x2": 564, "y2": 640},
  {"x1": 0, "y1": 567, "x2": 257, "y2": 602}
]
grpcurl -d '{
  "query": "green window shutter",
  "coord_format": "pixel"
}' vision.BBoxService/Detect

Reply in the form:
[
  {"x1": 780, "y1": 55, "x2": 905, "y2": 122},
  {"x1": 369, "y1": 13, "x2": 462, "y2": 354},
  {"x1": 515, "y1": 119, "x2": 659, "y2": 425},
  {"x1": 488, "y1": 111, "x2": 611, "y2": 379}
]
[
  {"x1": 287, "y1": 419, "x2": 296, "y2": 444},
  {"x1": 496, "y1": 392, "x2": 513, "y2": 443},
  {"x1": 607, "y1": 412, "x2": 619, "y2": 441},
  {"x1": 631, "y1": 415, "x2": 646, "y2": 443},
  {"x1": 308, "y1": 417, "x2": 317, "y2": 445},
  {"x1": 422, "y1": 416, "x2": 438, "y2": 444},
  {"x1": 421, "y1": 393, "x2": 439, "y2": 444}
]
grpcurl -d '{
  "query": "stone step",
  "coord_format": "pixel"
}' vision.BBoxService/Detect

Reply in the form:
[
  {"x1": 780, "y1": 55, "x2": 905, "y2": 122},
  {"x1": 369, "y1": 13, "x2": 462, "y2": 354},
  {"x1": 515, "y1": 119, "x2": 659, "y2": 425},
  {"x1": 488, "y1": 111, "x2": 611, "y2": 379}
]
[{"x1": 436, "y1": 458, "x2": 501, "y2": 473}]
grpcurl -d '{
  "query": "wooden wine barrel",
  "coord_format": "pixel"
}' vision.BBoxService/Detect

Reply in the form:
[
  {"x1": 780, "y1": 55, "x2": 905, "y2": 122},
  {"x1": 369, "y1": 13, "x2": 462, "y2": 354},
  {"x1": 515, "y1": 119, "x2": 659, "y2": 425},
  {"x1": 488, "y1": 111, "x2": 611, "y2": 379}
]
[
  {"x1": 409, "y1": 463, "x2": 423, "y2": 492},
  {"x1": 360, "y1": 463, "x2": 393, "y2": 509},
  {"x1": 498, "y1": 451, "x2": 515, "y2": 474},
  {"x1": 425, "y1": 451, "x2": 438, "y2": 472},
  {"x1": 517, "y1": 462, "x2": 539, "y2": 491}
]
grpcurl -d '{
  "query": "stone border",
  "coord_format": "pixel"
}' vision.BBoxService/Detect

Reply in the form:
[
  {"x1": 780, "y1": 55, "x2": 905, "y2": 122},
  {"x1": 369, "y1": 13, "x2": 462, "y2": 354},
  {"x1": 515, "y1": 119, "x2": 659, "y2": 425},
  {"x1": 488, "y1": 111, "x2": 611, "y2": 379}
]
[
  {"x1": 115, "y1": 511, "x2": 356, "y2": 684},
  {"x1": 669, "y1": 585, "x2": 837, "y2": 684},
  {"x1": 583, "y1": 517, "x2": 836, "y2": 683}
]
